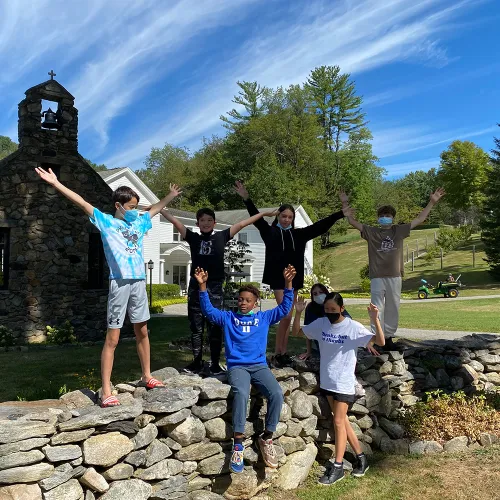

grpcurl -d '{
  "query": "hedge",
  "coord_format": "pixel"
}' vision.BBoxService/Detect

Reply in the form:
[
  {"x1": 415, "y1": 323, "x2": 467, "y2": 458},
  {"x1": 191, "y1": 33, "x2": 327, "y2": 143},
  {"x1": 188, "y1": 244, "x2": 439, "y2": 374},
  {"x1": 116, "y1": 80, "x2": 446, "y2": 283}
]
[
  {"x1": 150, "y1": 284, "x2": 181, "y2": 300},
  {"x1": 149, "y1": 297, "x2": 187, "y2": 314}
]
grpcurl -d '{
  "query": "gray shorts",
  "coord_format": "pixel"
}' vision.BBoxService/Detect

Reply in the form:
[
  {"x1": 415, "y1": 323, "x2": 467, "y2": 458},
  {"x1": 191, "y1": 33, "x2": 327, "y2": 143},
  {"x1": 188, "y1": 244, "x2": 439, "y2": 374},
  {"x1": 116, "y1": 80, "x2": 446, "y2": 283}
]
[{"x1": 107, "y1": 279, "x2": 150, "y2": 329}]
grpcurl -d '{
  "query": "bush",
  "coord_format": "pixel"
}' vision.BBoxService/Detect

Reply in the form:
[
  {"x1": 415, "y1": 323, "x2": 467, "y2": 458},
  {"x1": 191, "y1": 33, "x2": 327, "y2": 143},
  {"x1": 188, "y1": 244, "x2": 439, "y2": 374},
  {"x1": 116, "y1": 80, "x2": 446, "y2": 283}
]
[
  {"x1": 299, "y1": 273, "x2": 333, "y2": 295},
  {"x1": 0, "y1": 325, "x2": 16, "y2": 348},
  {"x1": 360, "y1": 278, "x2": 371, "y2": 293},
  {"x1": 151, "y1": 284, "x2": 181, "y2": 300},
  {"x1": 46, "y1": 320, "x2": 76, "y2": 345},
  {"x1": 359, "y1": 264, "x2": 370, "y2": 280},
  {"x1": 436, "y1": 225, "x2": 474, "y2": 254},
  {"x1": 149, "y1": 297, "x2": 187, "y2": 314},
  {"x1": 399, "y1": 389, "x2": 500, "y2": 442},
  {"x1": 423, "y1": 245, "x2": 441, "y2": 263}
]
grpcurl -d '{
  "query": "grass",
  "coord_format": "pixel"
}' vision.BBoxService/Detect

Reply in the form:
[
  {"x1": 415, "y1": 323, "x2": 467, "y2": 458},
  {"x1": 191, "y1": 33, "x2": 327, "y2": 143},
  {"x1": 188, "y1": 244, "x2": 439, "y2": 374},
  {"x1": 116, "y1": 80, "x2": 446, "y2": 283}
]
[
  {"x1": 315, "y1": 230, "x2": 500, "y2": 294},
  {"x1": 268, "y1": 446, "x2": 500, "y2": 500},
  {"x1": 345, "y1": 298, "x2": 500, "y2": 333}
]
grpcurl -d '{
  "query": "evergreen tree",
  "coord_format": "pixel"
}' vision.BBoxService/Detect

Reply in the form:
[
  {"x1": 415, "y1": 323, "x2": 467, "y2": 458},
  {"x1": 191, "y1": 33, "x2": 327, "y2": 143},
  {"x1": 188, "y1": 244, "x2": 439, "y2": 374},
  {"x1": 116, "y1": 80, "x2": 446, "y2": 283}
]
[
  {"x1": 481, "y1": 128, "x2": 500, "y2": 278},
  {"x1": 0, "y1": 136, "x2": 18, "y2": 161},
  {"x1": 220, "y1": 81, "x2": 266, "y2": 130}
]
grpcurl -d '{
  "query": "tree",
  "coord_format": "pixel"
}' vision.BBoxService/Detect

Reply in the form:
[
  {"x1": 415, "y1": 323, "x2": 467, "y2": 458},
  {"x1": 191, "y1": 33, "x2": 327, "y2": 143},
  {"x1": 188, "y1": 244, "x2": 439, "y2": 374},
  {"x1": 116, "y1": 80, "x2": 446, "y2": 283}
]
[
  {"x1": 0, "y1": 136, "x2": 18, "y2": 161},
  {"x1": 84, "y1": 158, "x2": 108, "y2": 172},
  {"x1": 220, "y1": 81, "x2": 266, "y2": 130},
  {"x1": 481, "y1": 127, "x2": 500, "y2": 278},
  {"x1": 438, "y1": 141, "x2": 492, "y2": 221}
]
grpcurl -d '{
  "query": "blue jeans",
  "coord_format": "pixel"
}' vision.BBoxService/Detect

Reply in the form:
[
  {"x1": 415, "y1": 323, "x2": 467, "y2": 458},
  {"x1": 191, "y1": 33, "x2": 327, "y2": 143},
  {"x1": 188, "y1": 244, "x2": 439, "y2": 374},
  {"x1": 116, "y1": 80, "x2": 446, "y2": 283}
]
[{"x1": 228, "y1": 364, "x2": 283, "y2": 435}]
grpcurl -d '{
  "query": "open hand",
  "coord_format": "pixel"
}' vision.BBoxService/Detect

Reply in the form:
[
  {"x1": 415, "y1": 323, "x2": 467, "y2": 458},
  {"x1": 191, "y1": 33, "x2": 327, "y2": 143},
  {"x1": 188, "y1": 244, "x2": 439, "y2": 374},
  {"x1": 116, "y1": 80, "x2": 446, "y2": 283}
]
[
  {"x1": 169, "y1": 183, "x2": 183, "y2": 197},
  {"x1": 194, "y1": 267, "x2": 208, "y2": 285},
  {"x1": 342, "y1": 206, "x2": 355, "y2": 218},
  {"x1": 262, "y1": 209, "x2": 279, "y2": 218},
  {"x1": 234, "y1": 181, "x2": 249, "y2": 200},
  {"x1": 367, "y1": 303, "x2": 379, "y2": 322},
  {"x1": 283, "y1": 264, "x2": 296, "y2": 283},
  {"x1": 35, "y1": 167, "x2": 58, "y2": 185},
  {"x1": 430, "y1": 187, "x2": 445, "y2": 204},
  {"x1": 367, "y1": 342, "x2": 380, "y2": 356},
  {"x1": 338, "y1": 190, "x2": 349, "y2": 207},
  {"x1": 295, "y1": 295, "x2": 307, "y2": 313}
]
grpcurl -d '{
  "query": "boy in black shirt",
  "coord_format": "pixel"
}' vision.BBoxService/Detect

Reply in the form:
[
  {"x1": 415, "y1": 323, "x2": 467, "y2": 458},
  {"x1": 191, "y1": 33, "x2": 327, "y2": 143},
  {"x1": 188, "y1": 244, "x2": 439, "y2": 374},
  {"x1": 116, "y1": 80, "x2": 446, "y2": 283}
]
[{"x1": 160, "y1": 206, "x2": 277, "y2": 374}]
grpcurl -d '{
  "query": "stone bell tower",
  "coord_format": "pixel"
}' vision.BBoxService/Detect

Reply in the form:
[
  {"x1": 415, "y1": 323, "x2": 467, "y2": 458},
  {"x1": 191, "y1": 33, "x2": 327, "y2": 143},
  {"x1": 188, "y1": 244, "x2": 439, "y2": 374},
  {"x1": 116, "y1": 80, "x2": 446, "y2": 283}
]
[{"x1": 0, "y1": 72, "x2": 113, "y2": 343}]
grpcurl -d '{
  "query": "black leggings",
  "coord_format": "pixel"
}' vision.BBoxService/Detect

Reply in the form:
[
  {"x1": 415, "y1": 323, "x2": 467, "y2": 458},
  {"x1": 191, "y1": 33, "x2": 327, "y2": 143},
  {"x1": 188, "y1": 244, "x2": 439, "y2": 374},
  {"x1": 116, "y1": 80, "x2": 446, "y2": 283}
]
[{"x1": 187, "y1": 279, "x2": 223, "y2": 364}]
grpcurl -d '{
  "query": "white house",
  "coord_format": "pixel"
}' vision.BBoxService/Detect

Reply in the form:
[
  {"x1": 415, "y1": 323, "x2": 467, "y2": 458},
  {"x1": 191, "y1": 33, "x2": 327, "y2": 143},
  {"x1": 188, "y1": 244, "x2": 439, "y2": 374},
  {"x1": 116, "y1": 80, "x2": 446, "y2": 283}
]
[{"x1": 99, "y1": 168, "x2": 314, "y2": 290}]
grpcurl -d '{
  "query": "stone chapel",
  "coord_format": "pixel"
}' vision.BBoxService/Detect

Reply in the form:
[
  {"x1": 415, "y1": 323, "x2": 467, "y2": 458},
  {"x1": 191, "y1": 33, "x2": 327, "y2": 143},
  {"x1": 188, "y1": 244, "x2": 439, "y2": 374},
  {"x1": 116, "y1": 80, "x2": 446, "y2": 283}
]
[{"x1": 0, "y1": 73, "x2": 112, "y2": 342}]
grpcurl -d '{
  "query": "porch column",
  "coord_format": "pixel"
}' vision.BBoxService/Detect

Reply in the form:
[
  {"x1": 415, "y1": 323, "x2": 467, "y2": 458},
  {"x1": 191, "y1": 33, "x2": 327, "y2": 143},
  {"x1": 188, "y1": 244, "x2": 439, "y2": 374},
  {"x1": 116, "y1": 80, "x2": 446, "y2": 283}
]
[
  {"x1": 159, "y1": 260, "x2": 165, "y2": 284},
  {"x1": 187, "y1": 260, "x2": 192, "y2": 288}
]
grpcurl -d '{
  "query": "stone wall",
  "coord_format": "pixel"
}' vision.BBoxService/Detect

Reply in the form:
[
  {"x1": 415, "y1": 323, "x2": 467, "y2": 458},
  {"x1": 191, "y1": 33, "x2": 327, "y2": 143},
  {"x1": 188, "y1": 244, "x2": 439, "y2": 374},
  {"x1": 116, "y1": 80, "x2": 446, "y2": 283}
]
[{"x1": 0, "y1": 336, "x2": 499, "y2": 500}]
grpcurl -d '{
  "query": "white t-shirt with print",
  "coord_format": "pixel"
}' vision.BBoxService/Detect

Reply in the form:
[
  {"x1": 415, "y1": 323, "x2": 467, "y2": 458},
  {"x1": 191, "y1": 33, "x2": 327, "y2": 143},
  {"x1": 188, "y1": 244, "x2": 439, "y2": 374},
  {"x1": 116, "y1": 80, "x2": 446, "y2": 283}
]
[{"x1": 302, "y1": 317, "x2": 374, "y2": 395}]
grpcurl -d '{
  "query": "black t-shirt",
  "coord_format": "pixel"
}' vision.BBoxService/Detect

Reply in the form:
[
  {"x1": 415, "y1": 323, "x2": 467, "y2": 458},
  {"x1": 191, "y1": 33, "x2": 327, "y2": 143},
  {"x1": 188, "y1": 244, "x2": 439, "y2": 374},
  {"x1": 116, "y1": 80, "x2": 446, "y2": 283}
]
[{"x1": 184, "y1": 228, "x2": 232, "y2": 282}]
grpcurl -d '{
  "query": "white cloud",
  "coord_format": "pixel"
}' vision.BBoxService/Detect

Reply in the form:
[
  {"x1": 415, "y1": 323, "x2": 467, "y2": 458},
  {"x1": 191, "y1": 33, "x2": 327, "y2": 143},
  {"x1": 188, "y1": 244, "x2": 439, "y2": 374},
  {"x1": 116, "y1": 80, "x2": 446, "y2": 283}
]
[
  {"x1": 381, "y1": 157, "x2": 440, "y2": 178},
  {"x1": 102, "y1": 0, "x2": 480, "y2": 168}
]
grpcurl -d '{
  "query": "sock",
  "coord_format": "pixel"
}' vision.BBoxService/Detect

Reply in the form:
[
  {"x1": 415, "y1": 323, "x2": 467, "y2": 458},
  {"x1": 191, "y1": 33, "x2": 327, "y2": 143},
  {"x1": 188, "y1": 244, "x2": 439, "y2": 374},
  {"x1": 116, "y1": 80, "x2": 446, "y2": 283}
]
[
  {"x1": 262, "y1": 430, "x2": 273, "y2": 440},
  {"x1": 357, "y1": 453, "x2": 365, "y2": 459},
  {"x1": 234, "y1": 436, "x2": 244, "y2": 446},
  {"x1": 333, "y1": 461, "x2": 343, "y2": 468}
]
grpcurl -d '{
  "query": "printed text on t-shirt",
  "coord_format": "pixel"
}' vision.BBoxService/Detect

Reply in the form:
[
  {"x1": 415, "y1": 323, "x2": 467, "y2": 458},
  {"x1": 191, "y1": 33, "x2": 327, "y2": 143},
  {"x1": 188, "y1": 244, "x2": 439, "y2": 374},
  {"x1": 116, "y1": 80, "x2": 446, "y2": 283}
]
[{"x1": 321, "y1": 332, "x2": 348, "y2": 344}]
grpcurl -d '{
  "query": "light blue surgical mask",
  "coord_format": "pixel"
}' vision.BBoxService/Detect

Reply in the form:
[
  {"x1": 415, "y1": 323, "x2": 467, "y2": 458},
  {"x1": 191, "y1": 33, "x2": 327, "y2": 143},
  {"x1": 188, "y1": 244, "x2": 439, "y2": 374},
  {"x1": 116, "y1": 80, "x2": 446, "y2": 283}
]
[
  {"x1": 378, "y1": 217, "x2": 393, "y2": 226},
  {"x1": 120, "y1": 205, "x2": 139, "y2": 223},
  {"x1": 277, "y1": 223, "x2": 292, "y2": 230}
]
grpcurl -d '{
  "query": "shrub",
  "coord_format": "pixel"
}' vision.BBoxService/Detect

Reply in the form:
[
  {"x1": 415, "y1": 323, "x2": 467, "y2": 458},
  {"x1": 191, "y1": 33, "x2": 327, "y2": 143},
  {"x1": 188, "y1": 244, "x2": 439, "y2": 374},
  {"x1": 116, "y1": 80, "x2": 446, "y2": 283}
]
[
  {"x1": 299, "y1": 273, "x2": 333, "y2": 295},
  {"x1": 436, "y1": 225, "x2": 474, "y2": 254},
  {"x1": 149, "y1": 297, "x2": 187, "y2": 314},
  {"x1": 423, "y1": 245, "x2": 441, "y2": 263},
  {"x1": 360, "y1": 278, "x2": 371, "y2": 293},
  {"x1": 399, "y1": 389, "x2": 500, "y2": 442},
  {"x1": 0, "y1": 325, "x2": 16, "y2": 348},
  {"x1": 46, "y1": 320, "x2": 76, "y2": 345},
  {"x1": 151, "y1": 284, "x2": 181, "y2": 300},
  {"x1": 359, "y1": 264, "x2": 370, "y2": 280}
]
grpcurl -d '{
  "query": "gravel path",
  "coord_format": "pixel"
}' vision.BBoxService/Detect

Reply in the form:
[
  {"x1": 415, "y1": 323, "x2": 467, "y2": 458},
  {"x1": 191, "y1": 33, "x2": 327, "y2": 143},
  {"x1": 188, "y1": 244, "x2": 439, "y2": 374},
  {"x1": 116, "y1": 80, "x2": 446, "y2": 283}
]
[{"x1": 153, "y1": 298, "x2": 500, "y2": 339}]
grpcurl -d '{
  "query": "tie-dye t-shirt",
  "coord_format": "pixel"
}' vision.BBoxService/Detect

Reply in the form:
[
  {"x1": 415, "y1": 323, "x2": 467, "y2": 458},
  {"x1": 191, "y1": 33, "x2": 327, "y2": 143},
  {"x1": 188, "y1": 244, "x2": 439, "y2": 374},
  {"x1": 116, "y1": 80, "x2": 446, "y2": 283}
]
[{"x1": 90, "y1": 208, "x2": 152, "y2": 280}]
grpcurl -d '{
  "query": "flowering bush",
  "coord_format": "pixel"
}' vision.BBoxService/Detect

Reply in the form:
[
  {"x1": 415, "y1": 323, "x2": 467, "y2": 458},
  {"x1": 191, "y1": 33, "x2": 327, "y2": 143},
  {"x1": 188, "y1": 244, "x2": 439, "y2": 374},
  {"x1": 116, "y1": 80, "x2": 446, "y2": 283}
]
[{"x1": 299, "y1": 273, "x2": 333, "y2": 295}]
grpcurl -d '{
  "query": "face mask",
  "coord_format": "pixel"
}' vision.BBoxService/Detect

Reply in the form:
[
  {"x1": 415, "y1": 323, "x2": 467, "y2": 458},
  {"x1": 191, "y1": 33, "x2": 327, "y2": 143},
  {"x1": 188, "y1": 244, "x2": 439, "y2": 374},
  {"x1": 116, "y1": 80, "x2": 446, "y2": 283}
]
[
  {"x1": 277, "y1": 223, "x2": 292, "y2": 230},
  {"x1": 238, "y1": 310, "x2": 254, "y2": 316},
  {"x1": 325, "y1": 312, "x2": 341, "y2": 324},
  {"x1": 378, "y1": 217, "x2": 393, "y2": 226},
  {"x1": 120, "y1": 205, "x2": 139, "y2": 223},
  {"x1": 313, "y1": 294, "x2": 326, "y2": 305}
]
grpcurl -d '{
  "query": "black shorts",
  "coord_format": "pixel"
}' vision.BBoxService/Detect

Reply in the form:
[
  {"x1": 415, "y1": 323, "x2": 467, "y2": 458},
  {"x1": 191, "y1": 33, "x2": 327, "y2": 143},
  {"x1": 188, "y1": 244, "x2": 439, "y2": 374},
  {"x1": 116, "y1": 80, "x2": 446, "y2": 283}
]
[{"x1": 320, "y1": 388, "x2": 357, "y2": 409}]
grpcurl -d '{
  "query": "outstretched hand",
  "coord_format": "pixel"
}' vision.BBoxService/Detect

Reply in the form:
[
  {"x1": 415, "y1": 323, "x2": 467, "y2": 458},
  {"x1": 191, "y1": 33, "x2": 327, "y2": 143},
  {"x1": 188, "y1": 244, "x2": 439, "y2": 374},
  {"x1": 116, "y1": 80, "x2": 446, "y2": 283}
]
[
  {"x1": 194, "y1": 267, "x2": 208, "y2": 285},
  {"x1": 367, "y1": 343, "x2": 380, "y2": 356},
  {"x1": 169, "y1": 183, "x2": 183, "y2": 197},
  {"x1": 338, "y1": 190, "x2": 349, "y2": 207},
  {"x1": 234, "y1": 181, "x2": 249, "y2": 200},
  {"x1": 342, "y1": 206, "x2": 355, "y2": 219},
  {"x1": 367, "y1": 303, "x2": 379, "y2": 322},
  {"x1": 262, "y1": 209, "x2": 279, "y2": 217},
  {"x1": 430, "y1": 187, "x2": 445, "y2": 204},
  {"x1": 35, "y1": 167, "x2": 58, "y2": 185},
  {"x1": 283, "y1": 264, "x2": 296, "y2": 284},
  {"x1": 295, "y1": 295, "x2": 307, "y2": 313}
]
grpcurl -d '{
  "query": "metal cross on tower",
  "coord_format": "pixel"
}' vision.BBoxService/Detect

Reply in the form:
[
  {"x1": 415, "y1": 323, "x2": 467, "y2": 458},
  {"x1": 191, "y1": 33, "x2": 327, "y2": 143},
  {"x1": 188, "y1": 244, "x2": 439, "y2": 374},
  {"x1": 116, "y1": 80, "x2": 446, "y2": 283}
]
[{"x1": 48, "y1": 70, "x2": 56, "y2": 80}]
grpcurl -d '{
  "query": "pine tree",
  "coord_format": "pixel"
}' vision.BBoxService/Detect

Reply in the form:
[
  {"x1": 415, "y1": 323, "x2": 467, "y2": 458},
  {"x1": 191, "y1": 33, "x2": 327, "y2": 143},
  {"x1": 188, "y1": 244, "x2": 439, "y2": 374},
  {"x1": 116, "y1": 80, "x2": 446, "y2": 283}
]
[
  {"x1": 481, "y1": 128, "x2": 500, "y2": 278},
  {"x1": 220, "y1": 81, "x2": 266, "y2": 130}
]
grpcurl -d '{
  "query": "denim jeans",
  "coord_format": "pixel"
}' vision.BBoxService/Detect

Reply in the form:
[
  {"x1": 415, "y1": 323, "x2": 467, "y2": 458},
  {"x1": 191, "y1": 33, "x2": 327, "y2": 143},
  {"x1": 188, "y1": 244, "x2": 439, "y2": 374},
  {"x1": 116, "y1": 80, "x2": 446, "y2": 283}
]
[{"x1": 227, "y1": 364, "x2": 283, "y2": 434}]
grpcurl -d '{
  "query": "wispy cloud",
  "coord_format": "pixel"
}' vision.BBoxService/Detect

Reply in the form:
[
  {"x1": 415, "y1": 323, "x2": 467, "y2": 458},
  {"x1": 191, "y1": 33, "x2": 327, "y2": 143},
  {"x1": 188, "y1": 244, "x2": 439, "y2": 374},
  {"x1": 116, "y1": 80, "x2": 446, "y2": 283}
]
[
  {"x1": 372, "y1": 124, "x2": 497, "y2": 158},
  {"x1": 102, "y1": 0, "x2": 480, "y2": 168},
  {"x1": 381, "y1": 157, "x2": 440, "y2": 178}
]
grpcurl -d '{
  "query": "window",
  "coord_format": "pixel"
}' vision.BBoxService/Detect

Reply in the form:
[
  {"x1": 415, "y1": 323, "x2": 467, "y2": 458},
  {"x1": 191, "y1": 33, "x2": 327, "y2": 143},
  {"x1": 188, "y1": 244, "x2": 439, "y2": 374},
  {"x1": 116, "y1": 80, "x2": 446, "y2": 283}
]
[
  {"x1": 87, "y1": 232, "x2": 105, "y2": 289},
  {"x1": 0, "y1": 228, "x2": 10, "y2": 290},
  {"x1": 173, "y1": 227, "x2": 180, "y2": 242},
  {"x1": 239, "y1": 232, "x2": 248, "y2": 244}
]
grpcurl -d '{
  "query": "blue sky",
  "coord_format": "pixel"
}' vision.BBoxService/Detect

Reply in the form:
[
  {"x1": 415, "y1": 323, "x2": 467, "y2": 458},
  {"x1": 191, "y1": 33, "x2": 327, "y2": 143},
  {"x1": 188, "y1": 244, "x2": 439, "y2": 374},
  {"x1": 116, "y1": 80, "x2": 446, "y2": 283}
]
[{"x1": 0, "y1": 0, "x2": 498, "y2": 179}]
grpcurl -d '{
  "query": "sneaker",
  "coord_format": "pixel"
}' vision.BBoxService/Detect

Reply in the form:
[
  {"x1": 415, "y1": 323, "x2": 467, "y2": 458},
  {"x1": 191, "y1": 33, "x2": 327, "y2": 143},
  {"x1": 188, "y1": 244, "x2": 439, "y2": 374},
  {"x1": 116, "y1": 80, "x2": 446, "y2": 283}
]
[
  {"x1": 318, "y1": 464, "x2": 344, "y2": 485},
  {"x1": 182, "y1": 359, "x2": 203, "y2": 375},
  {"x1": 230, "y1": 443, "x2": 245, "y2": 473},
  {"x1": 268, "y1": 355, "x2": 282, "y2": 369},
  {"x1": 352, "y1": 454, "x2": 369, "y2": 477},
  {"x1": 209, "y1": 363, "x2": 226, "y2": 376},
  {"x1": 381, "y1": 337, "x2": 398, "y2": 351},
  {"x1": 258, "y1": 436, "x2": 278, "y2": 468},
  {"x1": 278, "y1": 353, "x2": 293, "y2": 367}
]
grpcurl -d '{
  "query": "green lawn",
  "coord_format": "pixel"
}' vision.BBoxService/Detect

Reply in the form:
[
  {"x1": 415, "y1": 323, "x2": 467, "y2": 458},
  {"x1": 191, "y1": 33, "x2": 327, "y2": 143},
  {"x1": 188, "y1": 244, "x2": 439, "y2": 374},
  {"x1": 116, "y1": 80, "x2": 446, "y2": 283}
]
[
  {"x1": 315, "y1": 230, "x2": 500, "y2": 294},
  {"x1": 346, "y1": 298, "x2": 500, "y2": 333},
  {"x1": 269, "y1": 446, "x2": 500, "y2": 500}
]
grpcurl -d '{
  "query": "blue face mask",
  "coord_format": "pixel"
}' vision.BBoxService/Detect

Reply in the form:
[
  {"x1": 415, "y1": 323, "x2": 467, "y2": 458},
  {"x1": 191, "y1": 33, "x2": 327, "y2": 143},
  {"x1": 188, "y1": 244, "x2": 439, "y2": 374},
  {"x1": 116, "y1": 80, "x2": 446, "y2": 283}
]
[
  {"x1": 277, "y1": 223, "x2": 292, "y2": 230},
  {"x1": 121, "y1": 205, "x2": 139, "y2": 223},
  {"x1": 378, "y1": 217, "x2": 393, "y2": 226}
]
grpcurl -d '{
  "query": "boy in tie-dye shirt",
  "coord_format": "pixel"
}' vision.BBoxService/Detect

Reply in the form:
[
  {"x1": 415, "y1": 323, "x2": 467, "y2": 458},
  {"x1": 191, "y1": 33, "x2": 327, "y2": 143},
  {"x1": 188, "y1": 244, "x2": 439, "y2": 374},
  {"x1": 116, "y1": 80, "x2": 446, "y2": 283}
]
[{"x1": 36, "y1": 166, "x2": 181, "y2": 407}]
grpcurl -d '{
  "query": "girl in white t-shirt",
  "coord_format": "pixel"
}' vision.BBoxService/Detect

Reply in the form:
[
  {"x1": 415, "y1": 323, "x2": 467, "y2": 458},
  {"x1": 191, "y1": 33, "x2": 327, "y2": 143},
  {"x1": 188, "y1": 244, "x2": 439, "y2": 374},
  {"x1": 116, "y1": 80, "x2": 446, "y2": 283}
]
[{"x1": 292, "y1": 292, "x2": 385, "y2": 486}]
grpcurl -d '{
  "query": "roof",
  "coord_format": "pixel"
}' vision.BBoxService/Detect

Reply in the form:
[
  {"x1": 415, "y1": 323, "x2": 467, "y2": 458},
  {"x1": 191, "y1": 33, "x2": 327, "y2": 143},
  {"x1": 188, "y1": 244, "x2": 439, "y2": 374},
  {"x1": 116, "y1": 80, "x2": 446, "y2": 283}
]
[
  {"x1": 98, "y1": 168, "x2": 126, "y2": 179},
  {"x1": 25, "y1": 79, "x2": 75, "y2": 100}
]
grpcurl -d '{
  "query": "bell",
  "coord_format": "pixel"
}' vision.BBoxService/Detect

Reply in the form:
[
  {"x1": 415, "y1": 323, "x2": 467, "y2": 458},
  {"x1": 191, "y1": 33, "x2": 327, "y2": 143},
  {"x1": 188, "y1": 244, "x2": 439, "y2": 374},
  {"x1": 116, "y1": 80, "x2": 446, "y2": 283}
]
[{"x1": 42, "y1": 108, "x2": 59, "y2": 129}]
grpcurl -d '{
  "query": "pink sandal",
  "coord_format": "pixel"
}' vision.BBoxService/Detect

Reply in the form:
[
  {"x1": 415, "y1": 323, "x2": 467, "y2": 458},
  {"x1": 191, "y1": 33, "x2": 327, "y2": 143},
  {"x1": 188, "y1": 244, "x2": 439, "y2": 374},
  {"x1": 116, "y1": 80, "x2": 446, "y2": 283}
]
[
  {"x1": 101, "y1": 395, "x2": 120, "y2": 408},
  {"x1": 144, "y1": 377, "x2": 165, "y2": 389}
]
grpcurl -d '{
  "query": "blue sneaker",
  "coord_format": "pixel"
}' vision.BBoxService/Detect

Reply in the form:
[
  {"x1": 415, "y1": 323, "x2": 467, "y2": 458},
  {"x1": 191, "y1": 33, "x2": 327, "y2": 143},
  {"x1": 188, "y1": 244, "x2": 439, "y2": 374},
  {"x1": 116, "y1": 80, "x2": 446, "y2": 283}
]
[{"x1": 230, "y1": 442, "x2": 245, "y2": 473}]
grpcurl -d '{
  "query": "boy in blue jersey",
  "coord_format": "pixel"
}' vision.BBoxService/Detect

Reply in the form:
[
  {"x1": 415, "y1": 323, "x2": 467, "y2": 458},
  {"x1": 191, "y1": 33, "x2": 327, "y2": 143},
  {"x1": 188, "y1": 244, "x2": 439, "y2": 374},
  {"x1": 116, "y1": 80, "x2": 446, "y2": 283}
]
[
  {"x1": 194, "y1": 264, "x2": 296, "y2": 473},
  {"x1": 36, "y1": 166, "x2": 182, "y2": 407}
]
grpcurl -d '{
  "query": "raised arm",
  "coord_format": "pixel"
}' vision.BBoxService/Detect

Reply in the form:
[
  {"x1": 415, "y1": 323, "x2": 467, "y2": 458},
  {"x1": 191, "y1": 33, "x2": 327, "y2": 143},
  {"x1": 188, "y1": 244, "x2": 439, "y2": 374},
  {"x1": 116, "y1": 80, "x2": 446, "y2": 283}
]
[
  {"x1": 36, "y1": 167, "x2": 93, "y2": 216},
  {"x1": 159, "y1": 208, "x2": 188, "y2": 239},
  {"x1": 410, "y1": 188, "x2": 445, "y2": 229},
  {"x1": 263, "y1": 265, "x2": 296, "y2": 324},
  {"x1": 290, "y1": 297, "x2": 307, "y2": 339},
  {"x1": 338, "y1": 191, "x2": 363, "y2": 232},
  {"x1": 234, "y1": 181, "x2": 270, "y2": 234},
  {"x1": 148, "y1": 184, "x2": 183, "y2": 218},
  {"x1": 368, "y1": 303, "x2": 385, "y2": 347},
  {"x1": 195, "y1": 268, "x2": 226, "y2": 327},
  {"x1": 297, "y1": 208, "x2": 347, "y2": 241},
  {"x1": 230, "y1": 209, "x2": 278, "y2": 238}
]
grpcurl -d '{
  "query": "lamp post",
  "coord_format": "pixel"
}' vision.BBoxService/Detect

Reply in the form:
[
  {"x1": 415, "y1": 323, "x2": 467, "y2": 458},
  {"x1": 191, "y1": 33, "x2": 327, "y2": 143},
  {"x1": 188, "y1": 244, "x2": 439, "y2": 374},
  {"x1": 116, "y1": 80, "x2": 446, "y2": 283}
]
[{"x1": 148, "y1": 260, "x2": 154, "y2": 306}]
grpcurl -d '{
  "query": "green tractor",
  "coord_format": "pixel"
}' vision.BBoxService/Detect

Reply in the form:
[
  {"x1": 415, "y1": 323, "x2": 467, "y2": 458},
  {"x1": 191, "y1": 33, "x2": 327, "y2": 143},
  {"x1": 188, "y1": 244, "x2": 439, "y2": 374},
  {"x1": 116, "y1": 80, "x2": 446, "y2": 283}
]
[{"x1": 417, "y1": 274, "x2": 463, "y2": 299}]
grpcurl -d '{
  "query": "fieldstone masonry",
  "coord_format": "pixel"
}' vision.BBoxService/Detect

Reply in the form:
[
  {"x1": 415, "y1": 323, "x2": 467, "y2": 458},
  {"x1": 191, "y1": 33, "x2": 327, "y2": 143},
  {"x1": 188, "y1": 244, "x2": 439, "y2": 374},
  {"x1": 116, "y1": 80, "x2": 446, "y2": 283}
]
[
  {"x1": 0, "y1": 76, "x2": 113, "y2": 342},
  {"x1": 0, "y1": 335, "x2": 499, "y2": 499}
]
